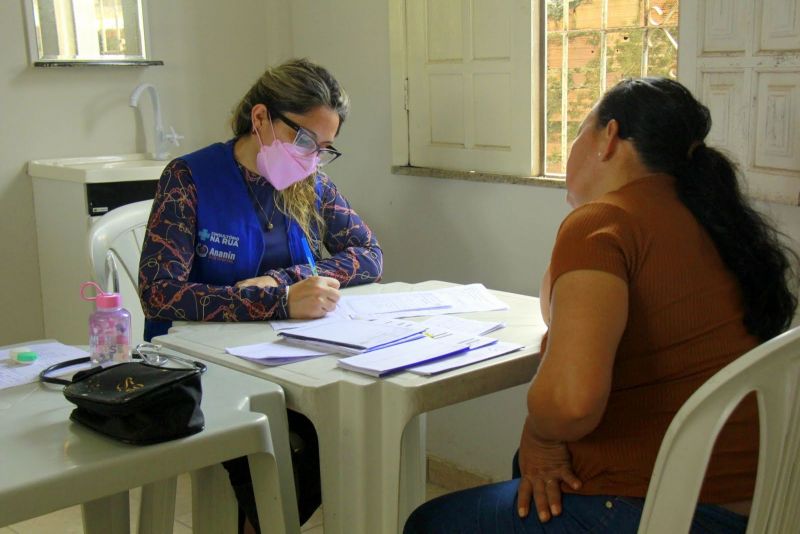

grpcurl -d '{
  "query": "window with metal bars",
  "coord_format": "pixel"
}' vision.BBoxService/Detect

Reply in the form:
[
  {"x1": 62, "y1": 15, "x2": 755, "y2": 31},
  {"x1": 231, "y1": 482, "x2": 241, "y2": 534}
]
[{"x1": 545, "y1": 0, "x2": 679, "y2": 175}]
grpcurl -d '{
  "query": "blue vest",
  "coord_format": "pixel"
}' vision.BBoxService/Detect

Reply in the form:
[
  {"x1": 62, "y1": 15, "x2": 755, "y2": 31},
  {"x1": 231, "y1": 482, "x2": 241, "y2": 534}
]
[{"x1": 144, "y1": 141, "x2": 321, "y2": 341}]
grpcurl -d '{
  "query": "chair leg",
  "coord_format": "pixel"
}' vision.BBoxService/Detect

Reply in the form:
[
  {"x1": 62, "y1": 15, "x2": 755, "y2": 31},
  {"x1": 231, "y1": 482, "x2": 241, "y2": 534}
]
[
  {"x1": 250, "y1": 451, "x2": 294, "y2": 534},
  {"x1": 191, "y1": 464, "x2": 239, "y2": 534},
  {"x1": 249, "y1": 393, "x2": 300, "y2": 531}
]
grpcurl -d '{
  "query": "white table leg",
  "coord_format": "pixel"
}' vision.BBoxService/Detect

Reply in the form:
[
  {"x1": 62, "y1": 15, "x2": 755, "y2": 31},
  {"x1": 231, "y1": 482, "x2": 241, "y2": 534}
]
[
  {"x1": 82, "y1": 491, "x2": 130, "y2": 534},
  {"x1": 398, "y1": 414, "x2": 427, "y2": 530},
  {"x1": 138, "y1": 478, "x2": 177, "y2": 534},
  {"x1": 314, "y1": 388, "x2": 427, "y2": 534}
]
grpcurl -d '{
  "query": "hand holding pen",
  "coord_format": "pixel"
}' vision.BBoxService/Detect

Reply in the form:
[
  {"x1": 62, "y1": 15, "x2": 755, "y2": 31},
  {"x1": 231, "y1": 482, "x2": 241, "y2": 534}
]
[
  {"x1": 284, "y1": 234, "x2": 340, "y2": 318},
  {"x1": 288, "y1": 277, "x2": 340, "y2": 318}
]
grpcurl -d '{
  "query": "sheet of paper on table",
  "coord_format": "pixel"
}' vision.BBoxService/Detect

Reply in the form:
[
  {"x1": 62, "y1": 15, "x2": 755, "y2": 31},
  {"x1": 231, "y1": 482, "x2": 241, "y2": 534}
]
[
  {"x1": 335, "y1": 290, "x2": 452, "y2": 317},
  {"x1": 348, "y1": 284, "x2": 510, "y2": 319},
  {"x1": 0, "y1": 342, "x2": 89, "y2": 390},
  {"x1": 269, "y1": 307, "x2": 351, "y2": 332},
  {"x1": 225, "y1": 339, "x2": 331, "y2": 366},
  {"x1": 417, "y1": 315, "x2": 505, "y2": 336}
]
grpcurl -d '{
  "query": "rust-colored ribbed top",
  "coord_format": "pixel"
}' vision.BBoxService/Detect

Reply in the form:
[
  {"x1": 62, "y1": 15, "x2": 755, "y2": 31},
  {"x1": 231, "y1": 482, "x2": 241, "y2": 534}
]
[{"x1": 547, "y1": 174, "x2": 758, "y2": 503}]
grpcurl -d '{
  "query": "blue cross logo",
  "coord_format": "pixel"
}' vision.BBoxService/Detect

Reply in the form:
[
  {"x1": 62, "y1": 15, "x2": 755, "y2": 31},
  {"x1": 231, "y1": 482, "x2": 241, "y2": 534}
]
[{"x1": 198, "y1": 228, "x2": 210, "y2": 241}]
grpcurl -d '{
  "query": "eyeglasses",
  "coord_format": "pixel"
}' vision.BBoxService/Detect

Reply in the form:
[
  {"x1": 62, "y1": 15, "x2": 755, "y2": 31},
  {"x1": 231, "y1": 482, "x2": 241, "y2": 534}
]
[{"x1": 272, "y1": 111, "x2": 342, "y2": 166}]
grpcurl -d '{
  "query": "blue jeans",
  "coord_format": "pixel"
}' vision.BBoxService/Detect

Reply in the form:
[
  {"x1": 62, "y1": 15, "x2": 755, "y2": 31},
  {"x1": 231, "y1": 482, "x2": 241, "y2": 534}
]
[{"x1": 403, "y1": 479, "x2": 748, "y2": 533}]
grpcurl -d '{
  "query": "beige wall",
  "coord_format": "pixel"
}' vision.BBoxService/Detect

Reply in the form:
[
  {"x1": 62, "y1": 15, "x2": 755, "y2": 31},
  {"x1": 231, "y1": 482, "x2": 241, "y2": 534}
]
[
  {"x1": 0, "y1": 0, "x2": 289, "y2": 345},
  {"x1": 2, "y1": 0, "x2": 798, "y2": 481}
]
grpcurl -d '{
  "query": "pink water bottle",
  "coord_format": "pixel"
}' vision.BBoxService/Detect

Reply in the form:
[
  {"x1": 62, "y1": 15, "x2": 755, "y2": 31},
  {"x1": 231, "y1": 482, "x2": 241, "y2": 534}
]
[{"x1": 80, "y1": 281, "x2": 132, "y2": 366}]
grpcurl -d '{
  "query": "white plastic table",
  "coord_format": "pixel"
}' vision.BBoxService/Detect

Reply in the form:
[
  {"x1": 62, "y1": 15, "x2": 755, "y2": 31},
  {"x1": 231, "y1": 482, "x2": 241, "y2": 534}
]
[
  {"x1": 0, "y1": 343, "x2": 300, "y2": 534},
  {"x1": 154, "y1": 281, "x2": 547, "y2": 534}
]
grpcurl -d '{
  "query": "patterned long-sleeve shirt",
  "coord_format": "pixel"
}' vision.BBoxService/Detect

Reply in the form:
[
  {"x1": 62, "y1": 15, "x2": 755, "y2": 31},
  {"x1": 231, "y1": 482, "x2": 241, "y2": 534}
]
[{"x1": 138, "y1": 158, "x2": 383, "y2": 324}]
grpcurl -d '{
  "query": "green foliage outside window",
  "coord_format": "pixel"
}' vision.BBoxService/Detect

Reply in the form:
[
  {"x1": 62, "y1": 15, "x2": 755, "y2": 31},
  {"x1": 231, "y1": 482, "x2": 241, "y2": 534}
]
[{"x1": 545, "y1": 0, "x2": 679, "y2": 175}]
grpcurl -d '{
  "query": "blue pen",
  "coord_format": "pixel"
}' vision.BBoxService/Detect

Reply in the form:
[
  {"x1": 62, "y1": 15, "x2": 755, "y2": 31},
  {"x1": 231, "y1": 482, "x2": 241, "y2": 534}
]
[{"x1": 301, "y1": 236, "x2": 318, "y2": 276}]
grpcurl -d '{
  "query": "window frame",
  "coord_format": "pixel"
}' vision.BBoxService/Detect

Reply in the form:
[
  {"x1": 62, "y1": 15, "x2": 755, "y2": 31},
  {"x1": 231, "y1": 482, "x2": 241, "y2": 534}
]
[
  {"x1": 391, "y1": 0, "x2": 800, "y2": 206},
  {"x1": 389, "y1": 0, "x2": 546, "y2": 179}
]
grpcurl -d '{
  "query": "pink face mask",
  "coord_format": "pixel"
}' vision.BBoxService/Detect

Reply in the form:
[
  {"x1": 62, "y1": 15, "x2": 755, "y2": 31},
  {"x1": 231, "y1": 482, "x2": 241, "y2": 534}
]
[{"x1": 254, "y1": 117, "x2": 319, "y2": 191}]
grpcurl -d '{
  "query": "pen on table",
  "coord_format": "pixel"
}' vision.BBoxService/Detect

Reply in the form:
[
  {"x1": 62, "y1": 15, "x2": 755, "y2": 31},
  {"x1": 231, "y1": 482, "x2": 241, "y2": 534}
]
[{"x1": 301, "y1": 235, "x2": 318, "y2": 276}]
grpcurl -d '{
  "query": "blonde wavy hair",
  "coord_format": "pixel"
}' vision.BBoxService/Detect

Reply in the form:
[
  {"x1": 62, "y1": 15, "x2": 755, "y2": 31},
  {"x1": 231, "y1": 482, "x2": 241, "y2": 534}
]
[{"x1": 231, "y1": 58, "x2": 350, "y2": 246}]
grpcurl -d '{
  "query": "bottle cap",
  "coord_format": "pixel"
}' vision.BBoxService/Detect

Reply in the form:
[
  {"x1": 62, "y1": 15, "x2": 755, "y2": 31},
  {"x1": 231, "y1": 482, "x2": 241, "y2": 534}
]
[
  {"x1": 80, "y1": 281, "x2": 122, "y2": 309},
  {"x1": 95, "y1": 292, "x2": 122, "y2": 309},
  {"x1": 10, "y1": 347, "x2": 38, "y2": 364}
]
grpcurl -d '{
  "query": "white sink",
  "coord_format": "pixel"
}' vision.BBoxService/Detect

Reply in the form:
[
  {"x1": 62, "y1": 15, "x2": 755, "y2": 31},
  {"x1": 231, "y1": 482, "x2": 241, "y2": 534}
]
[{"x1": 28, "y1": 154, "x2": 167, "y2": 183}]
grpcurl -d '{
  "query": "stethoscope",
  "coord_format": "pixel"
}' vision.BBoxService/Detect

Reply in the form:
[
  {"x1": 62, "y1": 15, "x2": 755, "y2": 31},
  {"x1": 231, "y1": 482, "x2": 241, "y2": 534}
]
[{"x1": 39, "y1": 343, "x2": 206, "y2": 386}]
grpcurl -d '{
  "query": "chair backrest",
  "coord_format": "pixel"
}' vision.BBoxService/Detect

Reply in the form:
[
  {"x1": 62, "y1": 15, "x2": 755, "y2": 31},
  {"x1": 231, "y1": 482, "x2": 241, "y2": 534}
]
[
  {"x1": 638, "y1": 326, "x2": 800, "y2": 534},
  {"x1": 87, "y1": 200, "x2": 153, "y2": 348}
]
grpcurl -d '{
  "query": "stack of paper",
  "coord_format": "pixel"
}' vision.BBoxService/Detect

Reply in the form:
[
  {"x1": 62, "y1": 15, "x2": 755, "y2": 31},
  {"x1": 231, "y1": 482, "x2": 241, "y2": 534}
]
[
  {"x1": 337, "y1": 336, "x2": 469, "y2": 377},
  {"x1": 270, "y1": 283, "x2": 510, "y2": 333},
  {"x1": 229, "y1": 314, "x2": 523, "y2": 375},
  {"x1": 278, "y1": 318, "x2": 427, "y2": 355},
  {"x1": 243, "y1": 284, "x2": 517, "y2": 372},
  {"x1": 334, "y1": 329, "x2": 522, "y2": 377},
  {"x1": 407, "y1": 341, "x2": 524, "y2": 376}
]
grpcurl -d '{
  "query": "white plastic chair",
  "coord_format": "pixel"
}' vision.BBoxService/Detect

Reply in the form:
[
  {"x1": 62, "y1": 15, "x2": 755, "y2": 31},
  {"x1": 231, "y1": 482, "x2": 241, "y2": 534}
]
[
  {"x1": 638, "y1": 326, "x2": 800, "y2": 533},
  {"x1": 86, "y1": 203, "x2": 301, "y2": 532},
  {"x1": 87, "y1": 200, "x2": 153, "y2": 348}
]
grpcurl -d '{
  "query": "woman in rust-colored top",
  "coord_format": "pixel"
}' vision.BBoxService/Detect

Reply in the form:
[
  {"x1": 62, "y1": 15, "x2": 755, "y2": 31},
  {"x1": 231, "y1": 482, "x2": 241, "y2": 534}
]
[{"x1": 404, "y1": 78, "x2": 797, "y2": 533}]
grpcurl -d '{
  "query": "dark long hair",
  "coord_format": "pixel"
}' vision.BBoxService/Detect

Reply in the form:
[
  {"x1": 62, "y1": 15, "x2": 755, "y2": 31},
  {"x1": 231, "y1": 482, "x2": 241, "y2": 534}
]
[{"x1": 595, "y1": 77, "x2": 797, "y2": 341}]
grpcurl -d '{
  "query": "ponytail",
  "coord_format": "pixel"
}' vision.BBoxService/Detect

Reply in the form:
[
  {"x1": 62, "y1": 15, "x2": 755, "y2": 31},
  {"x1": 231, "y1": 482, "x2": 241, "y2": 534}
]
[
  {"x1": 676, "y1": 145, "x2": 797, "y2": 340},
  {"x1": 596, "y1": 78, "x2": 797, "y2": 341}
]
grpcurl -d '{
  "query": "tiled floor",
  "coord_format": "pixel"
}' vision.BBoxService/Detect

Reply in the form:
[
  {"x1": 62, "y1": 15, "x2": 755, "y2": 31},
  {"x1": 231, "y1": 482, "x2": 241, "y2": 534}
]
[{"x1": 2, "y1": 474, "x2": 451, "y2": 533}]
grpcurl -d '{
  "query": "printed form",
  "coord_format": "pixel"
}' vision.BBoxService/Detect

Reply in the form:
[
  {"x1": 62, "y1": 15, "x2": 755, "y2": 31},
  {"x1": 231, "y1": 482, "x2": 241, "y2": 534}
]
[{"x1": 0, "y1": 342, "x2": 89, "y2": 390}]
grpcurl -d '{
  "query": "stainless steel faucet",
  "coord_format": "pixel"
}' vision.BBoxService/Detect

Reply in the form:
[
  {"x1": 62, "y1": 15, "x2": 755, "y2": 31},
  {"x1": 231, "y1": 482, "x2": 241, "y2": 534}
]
[{"x1": 129, "y1": 83, "x2": 183, "y2": 160}]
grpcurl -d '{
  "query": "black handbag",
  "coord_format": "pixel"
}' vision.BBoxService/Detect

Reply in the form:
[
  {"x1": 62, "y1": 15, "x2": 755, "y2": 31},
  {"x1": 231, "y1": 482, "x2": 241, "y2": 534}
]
[{"x1": 40, "y1": 344, "x2": 207, "y2": 445}]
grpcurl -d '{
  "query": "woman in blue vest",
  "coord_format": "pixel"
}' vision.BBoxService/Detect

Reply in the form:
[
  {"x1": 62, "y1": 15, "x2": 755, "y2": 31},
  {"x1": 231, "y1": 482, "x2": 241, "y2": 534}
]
[{"x1": 138, "y1": 58, "x2": 383, "y2": 532}]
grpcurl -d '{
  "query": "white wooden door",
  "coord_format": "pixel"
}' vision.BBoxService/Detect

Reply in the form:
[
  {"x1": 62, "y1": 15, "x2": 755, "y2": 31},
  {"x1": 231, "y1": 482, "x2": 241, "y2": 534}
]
[{"x1": 679, "y1": 0, "x2": 800, "y2": 205}]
